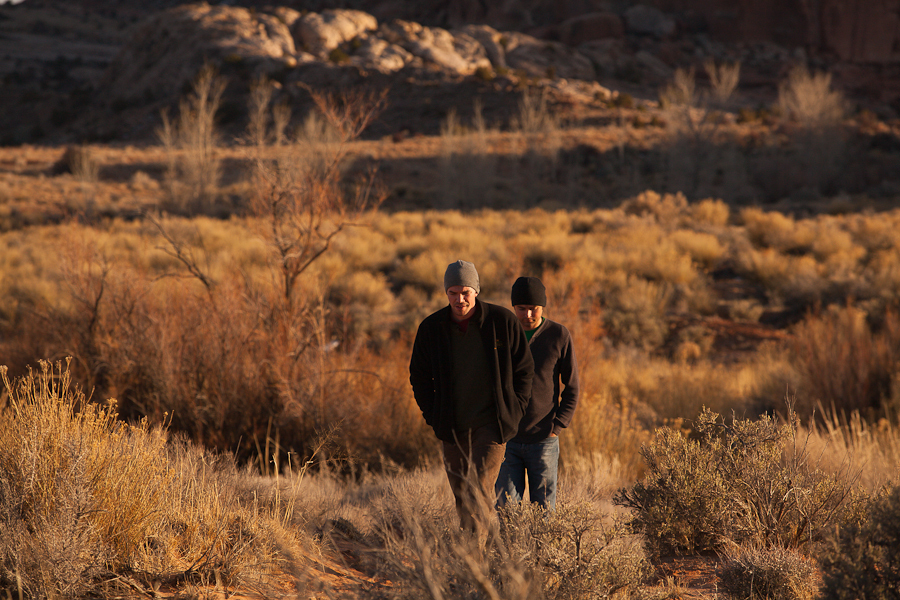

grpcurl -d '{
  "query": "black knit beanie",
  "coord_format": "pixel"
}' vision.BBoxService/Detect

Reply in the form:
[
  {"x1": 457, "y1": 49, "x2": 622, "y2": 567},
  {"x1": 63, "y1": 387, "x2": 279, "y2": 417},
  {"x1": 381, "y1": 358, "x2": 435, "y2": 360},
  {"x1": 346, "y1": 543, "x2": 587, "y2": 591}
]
[{"x1": 511, "y1": 276, "x2": 547, "y2": 306}]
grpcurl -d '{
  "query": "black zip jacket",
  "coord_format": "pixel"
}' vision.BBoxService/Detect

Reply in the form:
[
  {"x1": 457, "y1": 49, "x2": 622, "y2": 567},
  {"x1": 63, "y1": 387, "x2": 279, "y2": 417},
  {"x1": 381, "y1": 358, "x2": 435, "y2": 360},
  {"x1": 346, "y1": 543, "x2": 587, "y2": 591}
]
[{"x1": 409, "y1": 299, "x2": 534, "y2": 443}]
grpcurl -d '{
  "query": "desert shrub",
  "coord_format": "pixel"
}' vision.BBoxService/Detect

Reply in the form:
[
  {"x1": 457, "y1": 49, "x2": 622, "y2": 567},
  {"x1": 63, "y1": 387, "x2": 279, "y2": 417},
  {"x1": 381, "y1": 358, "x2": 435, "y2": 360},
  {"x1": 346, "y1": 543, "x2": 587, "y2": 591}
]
[
  {"x1": 328, "y1": 47, "x2": 350, "y2": 64},
  {"x1": 669, "y1": 229, "x2": 725, "y2": 270},
  {"x1": 817, "y1": 483, "x2": 900, "y2": 600},
  {"x1": 614, "y1": 418, "x2": 732, "y2": 555},
  {"x1": 739, "y1": 207, "x2": 815, "y2": 252},
  {"x1": 500, "y1": 501, "x2": 650, "y2": 600},
  {"x1": 690, "y1": 198, "x2": 730, "y2": 227},
  {"x1": 602, "y1": 275, "x2": 672, "y2": 350},
  {"x1": 615, "y1": 408, "x2": 857, "y2": 556},
  {"x1": 439, "y1": 101, "x2": 497, "y2": 208},
  {"x1": 789, "y1": 305, "x2": 900, "y2": 419},
  {"x1": 620, "y1": 190, "x2": 688, "y2": 224},
  {"x1": 717, "y1": 543, "x2": 821, "y2": 600}
]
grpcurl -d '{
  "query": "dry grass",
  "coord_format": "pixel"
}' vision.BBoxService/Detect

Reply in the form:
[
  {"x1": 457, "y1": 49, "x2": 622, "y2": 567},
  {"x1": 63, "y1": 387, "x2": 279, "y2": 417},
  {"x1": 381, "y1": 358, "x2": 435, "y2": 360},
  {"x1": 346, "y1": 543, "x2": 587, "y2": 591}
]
[
  {"x1": 4, "y1": 198, "x2": 900, "y2": 474},
  {"x1": 2, "y1": 46, "x2": 898, "y2": 596},
  {"x1": 0, "y1": 359, "x2": 313, "y2": 599}
]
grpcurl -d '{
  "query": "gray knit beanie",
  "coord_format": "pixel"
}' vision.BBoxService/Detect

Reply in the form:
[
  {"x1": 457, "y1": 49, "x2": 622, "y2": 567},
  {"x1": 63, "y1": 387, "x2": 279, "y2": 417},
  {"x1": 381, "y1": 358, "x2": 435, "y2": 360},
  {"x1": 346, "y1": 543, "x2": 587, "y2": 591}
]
[
  {"x1": 444, "y1": 260, "x2": 480, "y2": 293},
  {"x1": 511, "y1": 276, "x2": 547, "y2": 306}
]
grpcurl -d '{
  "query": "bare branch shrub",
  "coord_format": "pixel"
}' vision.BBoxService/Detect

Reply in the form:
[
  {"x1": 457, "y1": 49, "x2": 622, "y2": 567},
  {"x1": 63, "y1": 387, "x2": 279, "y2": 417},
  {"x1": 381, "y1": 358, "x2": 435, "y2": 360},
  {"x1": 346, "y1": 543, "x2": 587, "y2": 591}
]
[
  {"x1": 158, "y1": 64, "x2": 226, "y2": 213},
  {"x1": 659, "y1": 67, "x2": 748, "y2": 200},
  {"x1": 249, "y1": 86, "x2": 387, "y2": 310},
  {"x1": 512, "y1": 86, "x2": 559, "y2": 134},
  {"x1": 511, "y1": 87, "x2": 561, "y2": 204}
]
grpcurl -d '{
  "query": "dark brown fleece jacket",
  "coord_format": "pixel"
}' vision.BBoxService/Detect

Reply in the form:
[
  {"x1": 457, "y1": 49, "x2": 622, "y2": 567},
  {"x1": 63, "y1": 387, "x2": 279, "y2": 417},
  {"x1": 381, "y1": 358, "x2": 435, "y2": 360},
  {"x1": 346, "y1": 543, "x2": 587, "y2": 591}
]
[{"x1": 513, "y1": 318, "x2": 579, "y2": 443}]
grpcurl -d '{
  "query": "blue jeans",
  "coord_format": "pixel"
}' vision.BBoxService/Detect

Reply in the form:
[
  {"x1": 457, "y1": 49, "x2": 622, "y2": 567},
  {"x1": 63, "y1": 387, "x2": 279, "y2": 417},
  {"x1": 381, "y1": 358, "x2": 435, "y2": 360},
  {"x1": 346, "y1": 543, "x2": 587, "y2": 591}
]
[{"x1": 495, "y1": 435, "x2": 560, "y2": 510}]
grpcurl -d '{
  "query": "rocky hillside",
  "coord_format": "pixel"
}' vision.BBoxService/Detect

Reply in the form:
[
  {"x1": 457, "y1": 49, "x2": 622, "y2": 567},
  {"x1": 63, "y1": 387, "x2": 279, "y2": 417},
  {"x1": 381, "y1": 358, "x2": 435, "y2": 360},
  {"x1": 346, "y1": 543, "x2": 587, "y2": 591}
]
[{"x1": 1, "y1": 0, "x2": 898, "y2": 146}]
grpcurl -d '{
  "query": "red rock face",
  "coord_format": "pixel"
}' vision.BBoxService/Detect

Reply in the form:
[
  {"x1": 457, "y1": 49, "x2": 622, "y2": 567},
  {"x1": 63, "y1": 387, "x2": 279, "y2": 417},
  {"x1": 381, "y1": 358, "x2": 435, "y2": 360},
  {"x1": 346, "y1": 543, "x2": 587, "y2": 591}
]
[
  {"x1": 442, "y1": 0, "x2": 900, "y2": 63},
  {"x1": 559, "y1": 12, "x2": 625, "y2": 46},
  {"x1": 654, "y1": 0, "x2": 900, "y2": 63},
  {"x1": 820, "y1": 0, "x2": 900, "y2": 62}
]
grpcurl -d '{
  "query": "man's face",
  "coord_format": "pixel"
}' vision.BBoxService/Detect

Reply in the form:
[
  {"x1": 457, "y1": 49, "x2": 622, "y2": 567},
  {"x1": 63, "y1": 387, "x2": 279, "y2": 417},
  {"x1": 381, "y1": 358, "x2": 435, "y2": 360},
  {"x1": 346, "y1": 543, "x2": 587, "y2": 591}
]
[
  {"x1": 447, "y1": 285, "x2": 478, "y2": 321},
  {"x1": 514, "y1": 304, "x2": 543, "y2": 331}
]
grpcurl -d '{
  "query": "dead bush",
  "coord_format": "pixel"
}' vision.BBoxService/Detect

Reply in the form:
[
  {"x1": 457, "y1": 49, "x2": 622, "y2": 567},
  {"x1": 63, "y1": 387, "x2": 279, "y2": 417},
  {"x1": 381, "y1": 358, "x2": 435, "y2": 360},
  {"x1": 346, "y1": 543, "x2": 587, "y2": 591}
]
[{"x1": 776, "y1": 65, "x2": 848, "y2": 196}]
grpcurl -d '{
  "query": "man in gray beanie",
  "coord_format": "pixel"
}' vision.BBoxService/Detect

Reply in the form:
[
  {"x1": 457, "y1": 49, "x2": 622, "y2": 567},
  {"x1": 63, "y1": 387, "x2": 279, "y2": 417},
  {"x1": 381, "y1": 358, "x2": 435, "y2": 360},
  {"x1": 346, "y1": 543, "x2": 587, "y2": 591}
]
[
  {"x1": 496, "y1": 276, "x2": 580, "y2": 511},
  {"x1": 410, "y1": 260, "x2": 534, "y2": 536}
]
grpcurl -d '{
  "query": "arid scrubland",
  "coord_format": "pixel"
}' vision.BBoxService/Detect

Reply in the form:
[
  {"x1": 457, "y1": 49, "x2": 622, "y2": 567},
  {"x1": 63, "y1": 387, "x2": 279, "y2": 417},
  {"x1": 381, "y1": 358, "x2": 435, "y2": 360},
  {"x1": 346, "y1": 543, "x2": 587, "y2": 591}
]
[{"x1": 2, "y1": 64, "x2": 900, "y2": 598}]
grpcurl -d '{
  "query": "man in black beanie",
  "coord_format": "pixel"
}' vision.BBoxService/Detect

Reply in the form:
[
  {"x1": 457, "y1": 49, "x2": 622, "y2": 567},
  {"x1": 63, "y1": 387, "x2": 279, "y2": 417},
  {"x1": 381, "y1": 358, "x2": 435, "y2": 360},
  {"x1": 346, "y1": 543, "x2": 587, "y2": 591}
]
[
  {"x1": 496, "y1": 276, "x2": 580, "y2": 510},
  {"x1": 410, "y1": 260, "x2": 534, "y2": 536}
]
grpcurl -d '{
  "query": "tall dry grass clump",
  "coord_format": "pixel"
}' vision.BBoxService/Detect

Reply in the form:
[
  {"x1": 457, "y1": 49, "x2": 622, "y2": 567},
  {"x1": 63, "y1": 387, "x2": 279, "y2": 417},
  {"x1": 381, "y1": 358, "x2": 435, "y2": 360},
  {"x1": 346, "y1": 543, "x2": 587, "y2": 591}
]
[
  {"x1": 658, "y1": 66, "x2": 747, "y2": 200},
  {"x1": 800, "y1": 410, "x2": 900, "y2": 493},
  {"x1": 438, "y1": 101, "x2": 497, "y2": 208},
  {"x1": 704, "y1": 59, "x2": 741, "y2": 106},
  {"x1": 776, "y1": 65, "x2": 848, "y2": 195},
  {"x1": 777, "y1": 65, "x2": 847, "y2": 130},
  {"x1": 0, "y1": 359, "x2": 314, "y2": 599},
  {"x1": 0, "y1": 359, "x2": 169, "y2": 598},
  {"x1": 788, "y1": 306, "x2": 900, "y2": 419}
]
